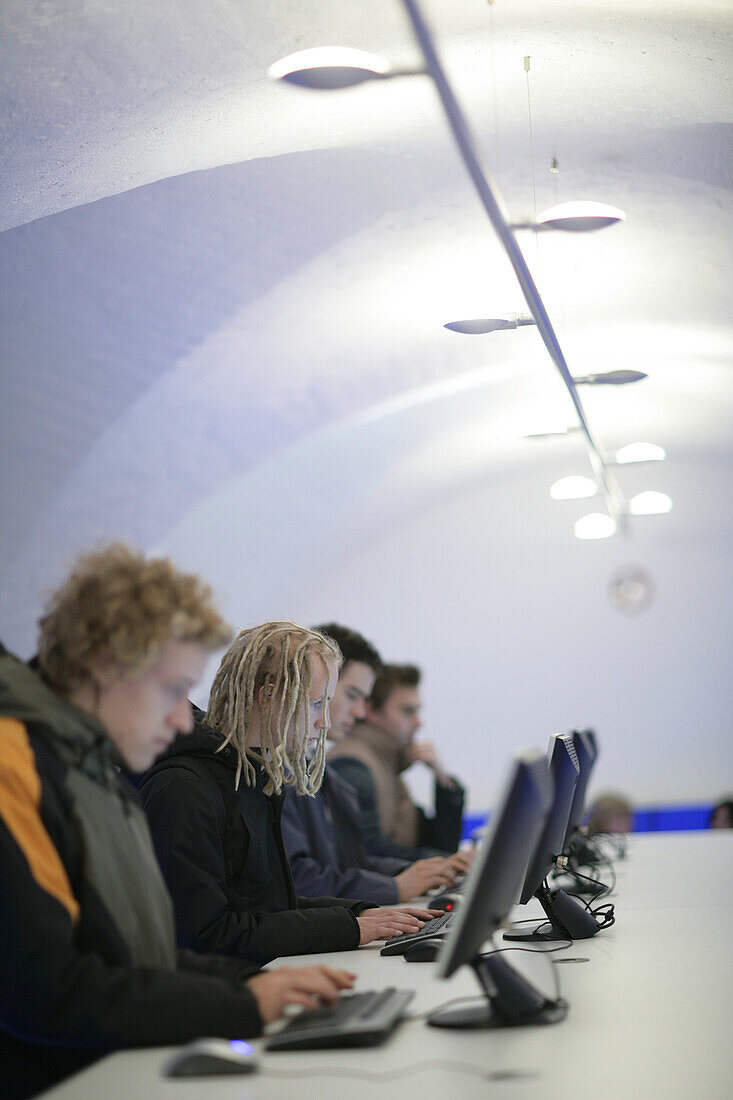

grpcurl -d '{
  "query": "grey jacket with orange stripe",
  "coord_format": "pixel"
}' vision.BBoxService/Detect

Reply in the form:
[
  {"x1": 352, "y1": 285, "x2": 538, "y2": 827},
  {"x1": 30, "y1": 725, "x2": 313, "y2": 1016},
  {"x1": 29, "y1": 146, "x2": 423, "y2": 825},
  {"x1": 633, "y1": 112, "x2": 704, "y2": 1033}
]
[{"x1": 0, "y1": 648, "x2": 265, "y2": 1098}]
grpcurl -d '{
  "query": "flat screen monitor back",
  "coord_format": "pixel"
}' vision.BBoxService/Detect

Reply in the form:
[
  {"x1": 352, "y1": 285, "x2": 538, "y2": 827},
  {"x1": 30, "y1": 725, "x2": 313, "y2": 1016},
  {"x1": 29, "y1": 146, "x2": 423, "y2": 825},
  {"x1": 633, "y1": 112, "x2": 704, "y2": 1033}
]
[
  {"x1": 563, "y1": 729, "x2": 597, "y2": 848},
  {"x1": 518, "y1": 733, "x2": 579, "y2": 905},
  {"x1": 506, "y1": 733, "x2": 605, "y2": 942},
  {"x1": 584, "y1": 728, "x2": 599, "y2": 757},
  {"x1": 436, "y1": 748, "x2": 553, "y2": 981},
  {"x1": 430, "y1": 749, "x2": 566, "y2": 1029}
]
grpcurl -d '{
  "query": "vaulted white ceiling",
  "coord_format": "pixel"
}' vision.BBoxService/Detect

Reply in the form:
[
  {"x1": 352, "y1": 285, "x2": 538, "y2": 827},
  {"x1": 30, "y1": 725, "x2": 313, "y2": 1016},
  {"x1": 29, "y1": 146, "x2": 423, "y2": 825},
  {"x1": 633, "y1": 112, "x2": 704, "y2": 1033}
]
[{"x1": 1, "y1": 0, "x2": 731, "y2": 699}]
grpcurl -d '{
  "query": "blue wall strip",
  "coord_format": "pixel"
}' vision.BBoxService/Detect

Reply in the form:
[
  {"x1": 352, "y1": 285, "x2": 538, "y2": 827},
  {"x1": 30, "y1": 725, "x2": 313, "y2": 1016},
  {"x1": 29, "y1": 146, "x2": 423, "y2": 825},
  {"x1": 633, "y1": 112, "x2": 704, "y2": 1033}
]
[
  {"x1": 461, "y1": 804, "x2": 715, "y2": 841},
  {"x1": 631, "y1": 805, "x2": 713, "y2": 833}
]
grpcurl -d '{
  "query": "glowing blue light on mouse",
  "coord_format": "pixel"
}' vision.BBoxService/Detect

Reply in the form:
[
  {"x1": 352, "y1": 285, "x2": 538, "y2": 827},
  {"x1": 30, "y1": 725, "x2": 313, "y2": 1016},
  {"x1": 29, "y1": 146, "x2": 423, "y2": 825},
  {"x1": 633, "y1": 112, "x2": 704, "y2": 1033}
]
[{"x1": 228, "y1": 1040, "x2": 254, "y2": 1055}]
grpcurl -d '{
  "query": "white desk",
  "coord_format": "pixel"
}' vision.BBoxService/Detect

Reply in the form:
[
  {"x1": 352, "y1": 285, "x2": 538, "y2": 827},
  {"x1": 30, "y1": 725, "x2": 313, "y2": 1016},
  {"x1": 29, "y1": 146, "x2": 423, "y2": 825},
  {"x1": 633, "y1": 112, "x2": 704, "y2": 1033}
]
[{"x1": 40, "y1": 832, "x2": 733, "y2": 1100}]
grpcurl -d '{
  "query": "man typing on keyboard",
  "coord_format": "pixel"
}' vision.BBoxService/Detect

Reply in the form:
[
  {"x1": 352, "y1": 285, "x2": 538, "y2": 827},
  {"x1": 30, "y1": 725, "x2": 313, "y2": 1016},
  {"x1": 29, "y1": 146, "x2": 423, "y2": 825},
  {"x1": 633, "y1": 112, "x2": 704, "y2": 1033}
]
[{"x1": 139, "y1": 622, "x2": 440, "y2": 967}]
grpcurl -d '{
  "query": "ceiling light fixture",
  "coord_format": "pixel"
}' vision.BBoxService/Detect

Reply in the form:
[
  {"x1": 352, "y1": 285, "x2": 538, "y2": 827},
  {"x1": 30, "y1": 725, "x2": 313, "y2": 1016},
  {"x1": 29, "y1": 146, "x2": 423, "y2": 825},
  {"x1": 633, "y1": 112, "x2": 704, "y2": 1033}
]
[
  {"x1": 550, "y1": 476, "x2": 598, "y2": 500},
  {"x1": 629, "y1": 491, "x2": 673, "y2": 515},
  {"x1": 573, "y1": 370, "x2": 648, "y2": 386},
  {"x1": 615, "y1": 442, "x2": 666, "y2": 464},
  {"x1": 268, "y1": 47, "x2": 421, "y2": 88},
  {"x1": 574, "y1": 513, "x2": 617, "y2": 540},
  {"x1": 444, "y1": 314, "x2": 536, "y2": 334},
  {"x1": 271, "y1": 1, "x2": 644, "y2": 536},
  {"x1": 511, "y1": 202, "x2": 626, "y2": 233},
  {"x1": 538, "y1": 201, "x2": 626, "y2": 232}
]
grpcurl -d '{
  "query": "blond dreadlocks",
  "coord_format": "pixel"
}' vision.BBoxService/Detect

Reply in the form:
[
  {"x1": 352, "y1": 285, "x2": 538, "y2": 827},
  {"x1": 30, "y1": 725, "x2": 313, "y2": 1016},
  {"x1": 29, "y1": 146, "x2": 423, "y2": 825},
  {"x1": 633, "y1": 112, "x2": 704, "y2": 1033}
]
[{"x1": 204, "y1": 622, "x2": 342, "y2": 796}]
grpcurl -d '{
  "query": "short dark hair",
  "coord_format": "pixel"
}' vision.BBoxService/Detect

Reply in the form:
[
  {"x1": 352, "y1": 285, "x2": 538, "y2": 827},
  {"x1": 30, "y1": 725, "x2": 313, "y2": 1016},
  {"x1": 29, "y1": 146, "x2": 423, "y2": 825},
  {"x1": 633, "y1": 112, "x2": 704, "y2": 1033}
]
[
  {"x1": 369, "y1": 663, "x2": 420, "y2": 710},
  {"x1": 314, "y1": 623, "x2": 382, "y2": 675}
]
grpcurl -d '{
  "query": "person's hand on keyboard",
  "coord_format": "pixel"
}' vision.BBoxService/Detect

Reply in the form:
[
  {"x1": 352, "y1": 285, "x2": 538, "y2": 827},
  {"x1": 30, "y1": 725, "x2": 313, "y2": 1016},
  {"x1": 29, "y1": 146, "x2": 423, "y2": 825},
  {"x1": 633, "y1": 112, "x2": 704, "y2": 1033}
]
[
  {"x1": 395, "y1": 857, "x2": 456, "y2": 901},
  {"x1": 356, "y1": 906, "x2": 442, "y2": 945},
  {"x1": 445, "y1": 849, "x2": 474, "y2": 875},
  {"x1": 247, "y1": 965, "x2": 356, "y2": 1024}
]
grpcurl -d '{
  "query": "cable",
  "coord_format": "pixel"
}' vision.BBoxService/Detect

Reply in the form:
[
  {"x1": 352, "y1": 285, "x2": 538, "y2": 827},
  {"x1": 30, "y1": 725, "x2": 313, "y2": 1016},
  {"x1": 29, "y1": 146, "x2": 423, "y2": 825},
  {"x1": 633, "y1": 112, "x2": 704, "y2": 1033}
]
[{"x1": 563, "y1": 863, "x2": 614, "y2": 900}]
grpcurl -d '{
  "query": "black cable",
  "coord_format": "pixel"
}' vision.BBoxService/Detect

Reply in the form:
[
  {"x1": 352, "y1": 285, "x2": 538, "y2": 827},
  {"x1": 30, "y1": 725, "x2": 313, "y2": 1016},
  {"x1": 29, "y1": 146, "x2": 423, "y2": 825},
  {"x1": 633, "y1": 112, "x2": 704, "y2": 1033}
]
[
  {"x1": 591, "y1": 902, "x2": 616, "y2": 929},
  {"x1": 561, "y1": 838, "x2": 617, "y2": 896},
  {"x1": 564, "y1": 863, "x2": 613, "y2": 899},
  {"x1": 551, "y1": 869, "x2": 614, "y2": 922}
]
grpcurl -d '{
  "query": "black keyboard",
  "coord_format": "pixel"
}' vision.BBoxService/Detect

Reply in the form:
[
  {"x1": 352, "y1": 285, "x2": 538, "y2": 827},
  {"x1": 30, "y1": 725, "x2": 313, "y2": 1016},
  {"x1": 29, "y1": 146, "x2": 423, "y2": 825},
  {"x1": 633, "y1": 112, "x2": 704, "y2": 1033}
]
[
  {"x1": 264, "y1": 987, "x2": 414, "y2": 1051},
  {"x1": 380, "y1": 911, "x2": 454, "y2": 956}
]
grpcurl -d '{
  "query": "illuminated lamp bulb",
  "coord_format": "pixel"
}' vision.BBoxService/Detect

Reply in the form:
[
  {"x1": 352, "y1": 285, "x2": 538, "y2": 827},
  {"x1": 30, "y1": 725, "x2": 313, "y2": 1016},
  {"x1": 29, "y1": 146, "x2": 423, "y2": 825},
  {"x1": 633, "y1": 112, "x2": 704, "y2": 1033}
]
[
  {"x1": 629, "y1": 491, "x2": 673, "y2": 515},
  {"x1": 615, "y1": 442, "x2": 666, "y2": 464},
  {"x1": 550, "y1": 476, "x2": 598, "y2": 500},
  {"x1": 574, "y1": 513, "x2": 617, "y2": 540}
]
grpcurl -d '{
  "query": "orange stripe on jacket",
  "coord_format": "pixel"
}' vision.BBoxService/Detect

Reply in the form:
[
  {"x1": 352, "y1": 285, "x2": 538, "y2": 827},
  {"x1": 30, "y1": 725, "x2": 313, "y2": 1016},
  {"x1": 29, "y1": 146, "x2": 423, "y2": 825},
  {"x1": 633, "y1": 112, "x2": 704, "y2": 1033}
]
[{"x1": 0, "y1": 716, "x2": 80, "y2": 922}]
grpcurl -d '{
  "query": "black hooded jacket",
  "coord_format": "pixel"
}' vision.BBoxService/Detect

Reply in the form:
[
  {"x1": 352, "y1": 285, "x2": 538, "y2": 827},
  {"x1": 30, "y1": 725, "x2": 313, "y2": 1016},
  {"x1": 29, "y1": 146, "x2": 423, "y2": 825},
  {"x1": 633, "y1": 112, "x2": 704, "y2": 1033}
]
[
  {"x1": 138, "y1": 715, "x2": 375, "y2": 965},
  {"x1": 0, "y1": 651, "x2": 264, "y2": 1100}
]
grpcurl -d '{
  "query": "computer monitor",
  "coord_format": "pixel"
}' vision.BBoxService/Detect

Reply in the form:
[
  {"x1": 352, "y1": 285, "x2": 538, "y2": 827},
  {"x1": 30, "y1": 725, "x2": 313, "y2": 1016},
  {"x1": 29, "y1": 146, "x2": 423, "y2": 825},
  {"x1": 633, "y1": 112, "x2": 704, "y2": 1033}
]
[
  {"x1": 563, "y1": 728, "x2": 598, "y2": 849},
  {"x1": 504, "y1": 733, "x2": 602, "y2": 942},
  {"x1": 583, "y1": 727, "x2": 598, "y2": 757},
  {"x1": 556, "y1": 728, "x2": 607, "y2": 893},
  {"x1": 428, "y1": 749, "x2": 567, "y2": 1029}
]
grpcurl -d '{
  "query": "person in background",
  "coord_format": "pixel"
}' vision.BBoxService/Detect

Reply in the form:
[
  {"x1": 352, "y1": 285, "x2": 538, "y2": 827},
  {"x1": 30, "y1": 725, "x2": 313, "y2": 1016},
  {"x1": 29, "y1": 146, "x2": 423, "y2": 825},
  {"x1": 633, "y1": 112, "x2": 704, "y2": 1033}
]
[
  {"x1": 0, "y1": 546, "x2": 354, "y2": 1100},
  {"x1": 281, "y1": 623, "x2": 458, "y2": 903},
  {"x1": 329, "y1": 662, "x2": 469, "y2": 864},
  {"x1": 586, "y1": 792, "x2": 634, "y2": 834},
  {"x1": 139, "y1": 622, "x2": 437, "y2": 966},
  {"x1": 709, "y1": 797, "x2": 733, "y2": 828}
]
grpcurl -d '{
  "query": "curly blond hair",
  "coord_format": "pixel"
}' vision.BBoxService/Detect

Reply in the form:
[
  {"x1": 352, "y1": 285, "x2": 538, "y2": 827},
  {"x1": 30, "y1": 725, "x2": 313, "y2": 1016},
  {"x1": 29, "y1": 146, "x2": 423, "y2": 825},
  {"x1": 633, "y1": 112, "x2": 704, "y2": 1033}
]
[
  {"x1": 38, "y1": 543, "x2": 231, "y2": 697},
  {"x1": 205, "y1": 622, "x2": 342, "y2": 796}
]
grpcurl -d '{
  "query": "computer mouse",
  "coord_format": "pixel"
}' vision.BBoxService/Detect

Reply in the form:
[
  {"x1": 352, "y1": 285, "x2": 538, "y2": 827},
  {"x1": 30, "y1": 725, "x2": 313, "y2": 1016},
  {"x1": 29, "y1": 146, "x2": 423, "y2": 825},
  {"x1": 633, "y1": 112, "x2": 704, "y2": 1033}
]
[
  {"x1": 163, "y1": 1037, "x2": 260, "y2": 1077},
  {"x1": 404, "y1": 938, "x2": 443, "y2": 963},
  {"x1": 429, "y1": 891, "x2": 462, "y2": 912}
]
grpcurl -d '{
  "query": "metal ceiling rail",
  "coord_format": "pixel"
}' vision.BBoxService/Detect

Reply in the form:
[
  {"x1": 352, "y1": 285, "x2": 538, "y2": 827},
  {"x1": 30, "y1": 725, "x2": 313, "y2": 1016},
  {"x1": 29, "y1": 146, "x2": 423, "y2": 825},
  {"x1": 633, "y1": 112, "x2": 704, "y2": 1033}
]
[{"x1": 400, "y1": 0, "x2": 627, "y2": 530}]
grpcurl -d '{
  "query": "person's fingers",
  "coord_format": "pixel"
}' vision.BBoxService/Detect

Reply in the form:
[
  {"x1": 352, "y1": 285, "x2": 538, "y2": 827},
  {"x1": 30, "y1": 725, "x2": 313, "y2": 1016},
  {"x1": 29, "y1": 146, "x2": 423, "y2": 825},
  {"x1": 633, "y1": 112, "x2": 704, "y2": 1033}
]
[
  {"x1": 401, "y1": 906, "x2": 442, "y2": 918},
  {"x1": 364, "y1": 916, "x2": 422, "y2": 933},
  {"x1": 427, "y1": 871, "x2": 454, "y2": 887},
  {"x1": 286, "y1": 970, "x2": 344, "y2": 1003},
  {"x1": 317, "y1": 965, "x2": 356, "y2": 987},
  {"x1": 358, "y1": 914, "x2": 426, "y2": 942},
  {"x1": 281, "y1": 991, "x2": 319, "y2": 1009}
]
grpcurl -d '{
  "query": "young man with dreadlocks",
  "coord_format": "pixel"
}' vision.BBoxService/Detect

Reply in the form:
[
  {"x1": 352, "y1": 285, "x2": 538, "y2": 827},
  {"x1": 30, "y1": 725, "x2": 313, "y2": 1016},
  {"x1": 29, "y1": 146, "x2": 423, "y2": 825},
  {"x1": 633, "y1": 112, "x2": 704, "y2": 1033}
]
[
  {"x1": 0, "y1": 547, "x2": 355, "y2": 1099},
  {"x1": 139, "y1": 622, "x2": 437, "y2": 966},
  {"x1": 281, "y1": 623, "x2": 458, "y2": 903}
]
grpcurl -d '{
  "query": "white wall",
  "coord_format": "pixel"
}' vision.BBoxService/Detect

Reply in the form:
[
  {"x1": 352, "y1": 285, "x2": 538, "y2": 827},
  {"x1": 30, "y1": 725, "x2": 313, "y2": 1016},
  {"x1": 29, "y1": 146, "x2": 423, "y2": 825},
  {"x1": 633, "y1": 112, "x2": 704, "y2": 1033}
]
[{"x1": 157, "y1": 381, "x2": 733, "y2": 815}]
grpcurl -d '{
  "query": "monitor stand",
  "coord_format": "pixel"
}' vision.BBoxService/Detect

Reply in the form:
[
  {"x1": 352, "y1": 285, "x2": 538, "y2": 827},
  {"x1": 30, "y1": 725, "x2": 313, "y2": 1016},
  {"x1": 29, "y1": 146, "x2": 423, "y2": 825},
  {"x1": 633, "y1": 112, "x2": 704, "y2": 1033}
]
[
  {"x1": 503, "y1": 882, "x2": 601, "y2": 942},
  {"x1": 428, "y1": 950, "x2": 567, "y2": 1029}
]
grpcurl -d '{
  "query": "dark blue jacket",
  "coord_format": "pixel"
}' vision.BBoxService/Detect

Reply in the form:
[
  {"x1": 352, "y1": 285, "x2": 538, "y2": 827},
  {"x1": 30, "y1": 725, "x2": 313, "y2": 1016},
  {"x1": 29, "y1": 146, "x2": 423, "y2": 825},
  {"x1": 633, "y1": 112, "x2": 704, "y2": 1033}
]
[{"x1": 281, "y1": 763, "x2": 408, "y2": 905}]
